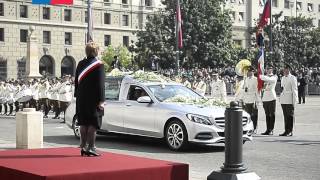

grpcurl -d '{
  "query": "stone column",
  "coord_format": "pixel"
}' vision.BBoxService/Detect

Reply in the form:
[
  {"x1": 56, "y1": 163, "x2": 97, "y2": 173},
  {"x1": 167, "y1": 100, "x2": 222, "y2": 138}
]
[
  {"x1": 26, "y1": 26, "x2": 42, "y2": 78},
  {"x1": 16, "y1": 108, "x2": 43, "y2": 149}
]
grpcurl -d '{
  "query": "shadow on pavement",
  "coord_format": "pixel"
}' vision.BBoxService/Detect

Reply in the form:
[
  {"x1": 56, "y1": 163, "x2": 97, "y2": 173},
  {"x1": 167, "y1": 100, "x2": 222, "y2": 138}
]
[
  {"x1": 262, "y1": 139, "x2": 320, "y2": 146},
  {"x1": 44, "y1": 134, "x2": 224, "y2": 154}
]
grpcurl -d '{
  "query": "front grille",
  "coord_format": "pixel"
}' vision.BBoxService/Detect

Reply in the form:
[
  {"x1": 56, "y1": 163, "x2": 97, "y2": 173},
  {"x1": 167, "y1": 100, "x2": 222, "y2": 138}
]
[
  {"x1": 218, "y1": 131, "x2": 247, "y2": 137},
  {"x1": 214, "y1": 117, "x2": 248, "y2": 128}
]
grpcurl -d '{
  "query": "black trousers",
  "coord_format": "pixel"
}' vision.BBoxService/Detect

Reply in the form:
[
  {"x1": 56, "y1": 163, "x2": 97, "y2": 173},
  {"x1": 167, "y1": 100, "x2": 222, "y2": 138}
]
[
  {"x1": 15, "y1": 101, "x2": 20, "y2": 112},
  {"x1": 53, "y1": 100, "x2": 61, "y2": 118},
  {"x1": 0, "y1": 103, "x2": 2, "y2": 114},
  {"x1": 263, "y1": 100, "x2": 276, "y2": 132},
  {"x1": 298, "y1": 88, "x2": 305, "y2": 104},
  {"x1": 281, "y1": 104, "x2": 294, "y2": 133},
  {"x1": 39, "y1": 98, "x2": 50, "y2": 116},
  {"x1": 244, "y1": 103, "x2": 258, "y2": 130},
  {"x1": 4, "y1": 103, "x2": 7, "y2": 114}
]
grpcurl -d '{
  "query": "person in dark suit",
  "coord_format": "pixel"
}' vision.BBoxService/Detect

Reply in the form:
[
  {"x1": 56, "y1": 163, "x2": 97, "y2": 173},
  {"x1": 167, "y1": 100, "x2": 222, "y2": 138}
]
[
  {"x1": 75, "y1": 41, "x2": 105, "y2": 156},
  {"x1": 297, "y1": 72, "x2": 307, "y2": 104},
  {"x1": 111, "y1": 55, "x2": 122, "y2": 69}
]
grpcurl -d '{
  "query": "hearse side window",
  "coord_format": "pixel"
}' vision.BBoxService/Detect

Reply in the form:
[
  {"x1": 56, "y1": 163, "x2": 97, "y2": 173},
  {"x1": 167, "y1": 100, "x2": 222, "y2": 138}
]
[{"x1": 127, "y1": 85, "x2": 149, "y2": 101}]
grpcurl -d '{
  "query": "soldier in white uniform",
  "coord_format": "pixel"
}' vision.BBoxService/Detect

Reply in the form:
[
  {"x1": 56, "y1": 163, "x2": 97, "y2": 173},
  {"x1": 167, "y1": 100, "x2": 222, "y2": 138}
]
[
  {"x1": 29, "y1": 79, "x2": 40, "y2": 110},
  {"x1": 39, "y1": 78, "x2": 51, "y2": 118},
  {"x1": 13, "y1": 81, "x2": 21, "y2": 113},
  {"x1": 210, "y1": 73, "x2": 227, "y2": 102},
  {"x1": 193, "y1": 74, "x2": 207, "y2": 96},
  {"x1": 6, "y1": 81, "x2": 16, "y2": 116},
  {"x1": 51, "y1": 78, "x2": 62, "y2": 119},
  {"x1": 260, "y1": 67, "x2": 278, "y2": 135},
  {"x1": 279, "y1": 66, "x2": 298, "y2": 136},
  {"x1": 0, "y1": 81, "x2": 5, "y2": 114},
  {"x1": 242, "y1": 67, "x2": 260, "y2": 132},
  {"x1": 59, "y1": 76, "x2": 73, "y2": 123},
  {"x1": 181, "y1": 74, "x2": 191, "y2": 88}
]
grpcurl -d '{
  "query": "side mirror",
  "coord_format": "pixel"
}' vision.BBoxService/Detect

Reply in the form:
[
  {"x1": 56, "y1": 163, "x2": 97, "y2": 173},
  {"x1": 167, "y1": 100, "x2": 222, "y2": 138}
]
[{"x1": 137, "y1": 96, "x2": 152, "y2": 103}]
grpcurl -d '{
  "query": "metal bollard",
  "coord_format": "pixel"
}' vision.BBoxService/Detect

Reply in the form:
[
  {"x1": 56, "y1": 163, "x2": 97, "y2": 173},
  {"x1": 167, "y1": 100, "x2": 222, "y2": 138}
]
[
  {"x1": 207, "y1": 101, "x2": 260, "y2": 180},
  {"x1": 222, "y1": 101, "x2": 246, "y2": 173}
]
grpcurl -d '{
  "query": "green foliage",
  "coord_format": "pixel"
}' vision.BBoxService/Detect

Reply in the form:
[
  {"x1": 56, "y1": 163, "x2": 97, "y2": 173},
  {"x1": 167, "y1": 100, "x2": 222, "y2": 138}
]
[
  {"x1": 134, "y1": 0, "x2": 234, "y2": 69},
  {"x1": 263, "y1": 15, "x2": 319, "y2": 69},
  {"x1": 101, "y1": 45, "x2": 133, "y2": 72}
]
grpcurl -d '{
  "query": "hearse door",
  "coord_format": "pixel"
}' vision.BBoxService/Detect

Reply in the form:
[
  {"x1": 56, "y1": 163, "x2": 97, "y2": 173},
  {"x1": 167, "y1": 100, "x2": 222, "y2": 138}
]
[{"x1": 123, "y1": 85, "x2": 157, "y2": 137}]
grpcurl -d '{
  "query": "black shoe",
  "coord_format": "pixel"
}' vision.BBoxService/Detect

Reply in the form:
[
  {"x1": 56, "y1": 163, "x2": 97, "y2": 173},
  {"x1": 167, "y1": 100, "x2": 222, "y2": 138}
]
[
  {"x1": 261, "y1": 130, "x2": 273, "y2": 135},
  {"x1": 53, "y1": 116, "x2": 60, "y2": 119},
  {"x1": 80, "y1": 148, "x2": 89, "y2": 156},
  {"x1": 44, "y1": 115, "x2": 48, "y2": 118},
  {"x1": 87, "y1": 148, "x2": 100, "y2": 156},
  {"x1": 279, "y1": 132, "x2": 293, "y2": 136}
]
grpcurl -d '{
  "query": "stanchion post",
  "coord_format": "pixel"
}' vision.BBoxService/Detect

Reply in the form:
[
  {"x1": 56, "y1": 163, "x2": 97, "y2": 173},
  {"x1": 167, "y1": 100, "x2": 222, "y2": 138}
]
[{"x1": 207, "y1": 101, "x2": 260, "y2": 180}]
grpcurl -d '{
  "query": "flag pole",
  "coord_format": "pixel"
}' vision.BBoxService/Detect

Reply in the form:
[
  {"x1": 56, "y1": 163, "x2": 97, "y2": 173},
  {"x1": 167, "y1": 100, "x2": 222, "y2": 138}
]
[
  {"x1": 175, "y1": 0, "x2": 180, "y2": 75},
  {"x1": 269, "y1": 0, "x2": 272, "y2": 51},
  {"x1": 87, "y1": 0, "x2": 93, "y2": 43}
]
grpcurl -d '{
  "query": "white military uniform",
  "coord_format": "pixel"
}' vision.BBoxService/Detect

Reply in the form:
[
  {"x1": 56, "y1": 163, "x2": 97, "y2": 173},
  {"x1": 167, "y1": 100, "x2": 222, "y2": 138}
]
[
  {"x1": 182, "y1": 80, "x2": 192, "y2": 89},
  {"x1": 6, "y1": 84, "x2": 16, "y2": 104},
  {"x1": 0, "y1": 83, "x2": 5, "y2": 104},
  {"x1": 31, "y1": 82, "x2": 40, "y2": 101},
  {"x1": 194, "y1": 80, "x2": 207, "y2": 96},
  {"x1": 243, "y1": 76, "x2": 260, "y2": 104},
  {"x1": 50, "y1": 82, "x2": 62, "y2": 101},
  {"x1": 39, "y1": 81, "x2": 51, "y2": 99},
  {"x1": 260, "y1": 74, "x2": 278, "y2": 102},
  {"x1": 234, "y1": 79, "x2": 244, "y2": 102},
  {"x1": 210, "y1": 79, "x2": 227, "y2": 102},
  {"x1": 59, "y1": 81, "x2": 72, "y2": 102},
  {"x1": 280, "y1": 73, "x2": 298, "y2": 105}
]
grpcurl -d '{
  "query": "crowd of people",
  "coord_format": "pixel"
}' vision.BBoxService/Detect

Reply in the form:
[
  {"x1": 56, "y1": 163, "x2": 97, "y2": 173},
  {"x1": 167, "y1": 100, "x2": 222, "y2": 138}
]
[{"x1": 0, "y1": 76, "x2": 73, "y2": 123}]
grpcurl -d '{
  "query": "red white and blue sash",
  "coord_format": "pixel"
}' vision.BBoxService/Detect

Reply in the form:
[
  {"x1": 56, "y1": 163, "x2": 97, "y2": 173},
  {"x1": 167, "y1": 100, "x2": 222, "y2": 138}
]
[{"x1": 78, "y1": 59, "x2": 103, "y2": 83}]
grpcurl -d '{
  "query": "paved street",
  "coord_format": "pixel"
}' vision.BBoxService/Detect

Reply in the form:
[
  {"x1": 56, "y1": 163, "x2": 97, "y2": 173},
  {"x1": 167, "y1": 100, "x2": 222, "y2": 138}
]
[{"x1": 1, "y1": 96, "x2": 320, "y2": 180}]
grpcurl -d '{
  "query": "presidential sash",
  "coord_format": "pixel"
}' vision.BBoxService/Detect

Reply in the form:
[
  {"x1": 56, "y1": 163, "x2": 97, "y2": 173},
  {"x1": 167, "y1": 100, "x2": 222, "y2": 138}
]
[{"x1": 78, "y1": 59, "x2": 103, "y2": 84}]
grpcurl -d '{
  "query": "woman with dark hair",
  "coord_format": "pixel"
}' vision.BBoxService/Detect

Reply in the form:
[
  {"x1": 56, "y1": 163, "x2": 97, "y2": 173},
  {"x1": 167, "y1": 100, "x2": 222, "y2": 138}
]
[{"x1": 74, "y1": 41, "x2": 105, "y2": 156}]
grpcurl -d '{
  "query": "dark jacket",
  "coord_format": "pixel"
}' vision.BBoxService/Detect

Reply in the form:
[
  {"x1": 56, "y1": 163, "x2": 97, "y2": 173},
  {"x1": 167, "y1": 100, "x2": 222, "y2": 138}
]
[{"x1": 74, "y1": 57, "x2": 105, "y2": 128}]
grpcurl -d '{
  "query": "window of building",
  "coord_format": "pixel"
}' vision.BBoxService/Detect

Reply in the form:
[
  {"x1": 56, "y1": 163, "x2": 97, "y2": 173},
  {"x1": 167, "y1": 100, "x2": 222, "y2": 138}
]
[
  {"x1": 17, "y1": 57, "x2": 26, "y2": 79},
  {"x1": 145, "y1": 0, "x2": 152, "y2": 6},
  {"x1": 238, "y1": 0, "x2": 244, "y2": 5},
  {"x1": 0, "y1": 3, "x2": 4, "y2": 16},
  {"x1": 284, "y1": 0, "x2": 290, "y2": 9},
  {"x1": 65, "y1": 32, "x2": 72, "y2": 45},
  {"x1": 20, "y1": 29, "x2": 28, "y2": 43},
  {"x1": 43, "y1": 31, "x2": 51, "y2": 44},
  {"x1": 296, "y1": 2, "x2": 302, "y2": 11},
  {"x1": 0, "y1": 57, "x2": 7, "y2": 80},
  {"x1": 122, "y1": 0, "x2": 128, "y2": 4},
  {"x1": 122, "y1": 15, "x2": 129, "y2": 26},
  {"x1": 104, "y1": 0, "x2": 111, "y2": 6},
  {"x1": 233, "y1": 40, "x2": 242, "y2": 47},
  {"x1": 104, "y1": 13, "x2": 111, "y2": 24},
  {"x1": 85, "y1": 11, "x2": 88, "y2": 23},
  {"x1": 238, "y1": 12, "x2": 244, "y2": 21},
  {"x1": 272, "y1": 0, "x2": 278, "y2": 7},
  {"x1": 64, "y1": 9, "x2": 72, "y2": 21},
  {"x1": 229, "y1": 11, "x2": 235, "y2": 21},
  {"x1": 104, "y1": 35, "x2": 111, "y2": 46},
  {"x1": 0, "y1": 28, "x2": 4, "y2": 42},
  {"x1": 319, "y1": 20, "x2": 320, "y2": 27},
  {"x1": 123, "y1": 36, "x2": 129, "y2": 47},
  {"x1": 20, "y1": 5, "x2": 28, "y2": 18},
  {"x1": 43, "y1": 7, "x2": 50, "y2": 20},
  {"x1": 307, "y1": 3, "x2": 313, "y2": 12},
  {"x1": 104, "y1": 0, "x2": 110, "y2": 2},
  {"x1": 319, "y1": 5, "x2": 320, "y2": 12}
]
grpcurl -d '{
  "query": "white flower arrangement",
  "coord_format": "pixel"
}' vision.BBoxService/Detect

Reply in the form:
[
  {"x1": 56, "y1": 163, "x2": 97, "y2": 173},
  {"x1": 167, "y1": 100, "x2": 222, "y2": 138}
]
[
  {"x1": 164, "y1": 95, "x2": 228, "y2": 107},
  {"x1": 132, "y1": 71, "x2": 172, "y2": 83}
]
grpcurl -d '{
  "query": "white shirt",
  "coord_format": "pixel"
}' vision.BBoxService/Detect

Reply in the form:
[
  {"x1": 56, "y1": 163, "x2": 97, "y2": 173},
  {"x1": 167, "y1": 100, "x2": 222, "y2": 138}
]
[
  {"x1": 260, "y1": 74, "x2": 278, "y2": 102},
  {"x1": 210, "y1": 79, "x2": 226, "y2": 102},
  {"x1": 243, "y1": 76, "x2": 260, "y2": 104},
  {"x1": 194, "y1": 80, "x2": 207, "y2": 96},
  {"x1": 280, "y1": 73, "x2": 298, "y2": 105},
  {"x1": 59, "y1": 81, "x2": 73, "y2": 102}
]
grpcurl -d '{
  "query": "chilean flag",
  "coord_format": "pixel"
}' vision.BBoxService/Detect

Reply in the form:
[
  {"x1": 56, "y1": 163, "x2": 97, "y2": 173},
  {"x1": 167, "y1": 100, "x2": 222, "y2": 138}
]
[
  {"x1": 257, "y1": 48, "x2": 264, "y2": 92},
  {"x1": 258, "y1": 0, "x2": 270, "y2": 28},
  {"x1": 176, "y1": 1, "x2": 183, "y2": 49},
  {"x1": 32, "y1": 0, "x2": 73, "y2": 5}
]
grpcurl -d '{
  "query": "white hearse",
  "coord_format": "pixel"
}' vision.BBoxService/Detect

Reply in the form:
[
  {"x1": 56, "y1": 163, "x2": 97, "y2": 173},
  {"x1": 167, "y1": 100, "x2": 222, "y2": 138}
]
[{"x1": 65, "y1": 75, "x2": 254, "y2": 150}]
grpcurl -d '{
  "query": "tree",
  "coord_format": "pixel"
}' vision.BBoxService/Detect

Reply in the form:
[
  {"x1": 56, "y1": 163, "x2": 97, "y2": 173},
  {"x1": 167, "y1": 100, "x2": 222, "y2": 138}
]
[
  {"x1": 134, "y1": 0, "x2": 234, "y2": 70},
  {"x1": 263, "y1": 15, "x2": 316, "y2": 69},
  {"x1": 101, "y1": 45, "x2": 133, "y2": 72}
]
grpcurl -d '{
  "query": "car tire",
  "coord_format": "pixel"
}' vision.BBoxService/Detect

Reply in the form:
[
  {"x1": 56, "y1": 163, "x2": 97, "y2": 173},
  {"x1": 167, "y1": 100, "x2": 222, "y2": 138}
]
[
  {"x1": 165, "y1": 120, "x2": 188, "y2": 151},
  {"x1": 72, "y1": 116, "x2": 80, "y2": 139}
]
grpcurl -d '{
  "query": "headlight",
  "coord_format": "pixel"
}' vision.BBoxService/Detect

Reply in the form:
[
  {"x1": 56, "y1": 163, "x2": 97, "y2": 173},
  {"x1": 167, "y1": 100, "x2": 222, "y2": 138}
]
[{"x1": 186, "y1": 114, "x2": 213, "y2": 125}]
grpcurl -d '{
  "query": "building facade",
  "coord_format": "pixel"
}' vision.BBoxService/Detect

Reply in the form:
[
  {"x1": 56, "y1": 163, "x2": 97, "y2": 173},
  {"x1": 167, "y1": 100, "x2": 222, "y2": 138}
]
[
  {"x1": 0, "y1": 0, "x2": 162, "y2": 79},
  {"x1": 0, "y1": 0, "x2": 319, "y2": 79},
  {"x1": 227, "y1": 0, "x2": 320, "y2": 48}
]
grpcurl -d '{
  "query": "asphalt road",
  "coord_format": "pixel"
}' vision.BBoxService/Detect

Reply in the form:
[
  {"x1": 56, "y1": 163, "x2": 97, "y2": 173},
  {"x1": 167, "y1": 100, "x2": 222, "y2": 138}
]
[{"x1": 1, "y1": 97, "x2": 320, "y2": 180}]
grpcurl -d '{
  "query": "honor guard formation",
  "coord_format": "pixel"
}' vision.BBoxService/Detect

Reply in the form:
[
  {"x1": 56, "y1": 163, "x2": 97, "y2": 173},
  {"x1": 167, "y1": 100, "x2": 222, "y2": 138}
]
[{"x1": 0, "y1": 76, "x2": 73, "y2": 123}]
